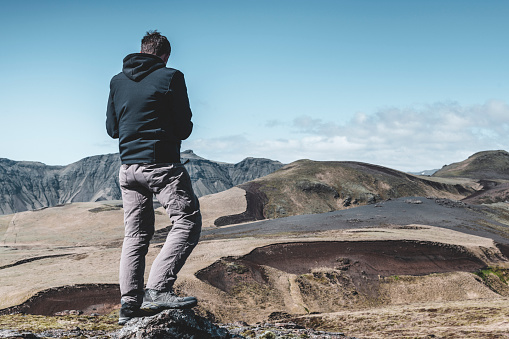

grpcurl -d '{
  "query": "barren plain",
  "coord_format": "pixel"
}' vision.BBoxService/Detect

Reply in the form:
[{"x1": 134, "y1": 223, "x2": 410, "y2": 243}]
[
  {"x1": 1, "y1": 196, "x2": 509, "y2": 338},
  {"x1": 3, "y1": 150, "x2": 509, "y2": 338}
]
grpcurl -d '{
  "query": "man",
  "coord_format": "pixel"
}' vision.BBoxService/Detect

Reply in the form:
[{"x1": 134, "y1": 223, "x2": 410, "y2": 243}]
[{"x1": 106, "y1": 30, "x2": 202, "y2": 325}]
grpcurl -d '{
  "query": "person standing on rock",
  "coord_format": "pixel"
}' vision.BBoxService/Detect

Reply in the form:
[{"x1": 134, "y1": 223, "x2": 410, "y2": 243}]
[{"x1": 106, "y1": 30, "x2": 202, "y2": 325}]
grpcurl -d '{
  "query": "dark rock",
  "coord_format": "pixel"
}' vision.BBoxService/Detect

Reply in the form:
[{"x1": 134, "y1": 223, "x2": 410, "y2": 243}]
[
  {"x1": 113, "y1": 309, "x2": 241, "y2": 339},
  {"x1": 296, "y1": 180, "x2": 340, "y2": 198},
  {"x1": 366, "y1": 194, "x2": 379, "y2": 204},
  {"x1": 434, "y1": 198, "x2": 467, "y2": 208},
  {"x1": 272, "y1": 322, "x2": 305, "y2": 329},
  {"x1": 267, "y1": 311, "x2": 292, "y2": 321},
  {"x1": 0, "y1": 330, "x2": 38, "y2": 338}
]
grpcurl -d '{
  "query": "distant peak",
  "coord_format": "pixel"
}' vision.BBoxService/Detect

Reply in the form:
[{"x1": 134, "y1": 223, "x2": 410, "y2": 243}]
[{"x1": 180, "y1": 150, "x2": 205, "y2": 160}]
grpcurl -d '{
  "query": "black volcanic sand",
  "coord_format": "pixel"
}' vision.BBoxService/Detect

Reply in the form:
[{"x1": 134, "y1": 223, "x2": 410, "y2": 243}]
[
  {"x1": 202, "y1": 197, "x2": 509, "y2": 245},
  {"x1": 196, "y1": 240, "x2": 486, "y2": 297}
]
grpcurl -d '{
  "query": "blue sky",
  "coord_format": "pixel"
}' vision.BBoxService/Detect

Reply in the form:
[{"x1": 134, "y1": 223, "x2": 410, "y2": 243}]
[{"x1": 1, "y1": 0, "x2": 509, "y2": 171}]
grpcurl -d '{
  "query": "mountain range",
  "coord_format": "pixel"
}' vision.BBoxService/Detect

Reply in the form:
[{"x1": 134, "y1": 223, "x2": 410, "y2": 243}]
[
  {"x1": 0, "y1": 150, "x2": 283, "y2": 215},
  {"x1": 2, "y1": 149, "x2": 509, "y2": 217}
]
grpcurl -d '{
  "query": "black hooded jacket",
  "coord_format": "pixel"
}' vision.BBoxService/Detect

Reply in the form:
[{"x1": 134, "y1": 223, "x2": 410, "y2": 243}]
[{"x1": 106, "y1": 53, "x2": 193, "y2": 164}]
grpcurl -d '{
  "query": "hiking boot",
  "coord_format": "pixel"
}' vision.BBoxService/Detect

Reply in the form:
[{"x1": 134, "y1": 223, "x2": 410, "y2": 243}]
[
  {"x1": 142, "y1": 288, "x2": 197, "y2": 310},
  {"x1": 118, "y1": 300, "x2": 161, "y2": 325}
]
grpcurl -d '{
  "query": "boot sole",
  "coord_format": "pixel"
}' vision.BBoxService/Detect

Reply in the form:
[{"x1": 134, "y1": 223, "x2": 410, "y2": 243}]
[{"x1": 141, "y1": 299, "x2": 197, "y2": 310}]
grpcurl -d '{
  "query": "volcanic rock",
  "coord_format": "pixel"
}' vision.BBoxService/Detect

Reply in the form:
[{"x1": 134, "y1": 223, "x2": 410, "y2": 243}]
[{"x1": 113, "y1": 309, "x2": 239, "y2": 339}]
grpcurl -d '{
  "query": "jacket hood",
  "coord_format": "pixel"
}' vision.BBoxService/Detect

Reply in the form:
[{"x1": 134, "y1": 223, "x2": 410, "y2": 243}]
[{"x1": 122, "y1": 53, "x2": 165, "y2": 81}]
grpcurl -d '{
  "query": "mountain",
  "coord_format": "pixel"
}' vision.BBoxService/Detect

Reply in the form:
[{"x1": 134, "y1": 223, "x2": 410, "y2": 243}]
[
  {"x1": 0, "y1": 151, "x2": 284, "y2": 215},
  {"x1": 0, "y1": 154, "x2": 120, "y2": 215},
  {"x1": 182, "y1": 151, "x2": 284, "y2": 197},
  {"x1": 408, "y1": 169, "x2": 439, "y2": 176},
  {"x1": 433, "y1": 150, "x2": 509, "y2": 180}
]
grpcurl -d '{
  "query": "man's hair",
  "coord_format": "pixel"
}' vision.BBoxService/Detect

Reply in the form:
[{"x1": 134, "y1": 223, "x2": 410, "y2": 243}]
[{"x1": 141, "y1": 30, "x2": 171, "y2": 57}]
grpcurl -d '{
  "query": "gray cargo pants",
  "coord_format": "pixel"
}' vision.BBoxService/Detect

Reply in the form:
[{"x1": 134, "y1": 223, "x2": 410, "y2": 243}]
[{"x1": 118, "y1": 163, "x2": 202, "y2": 305}]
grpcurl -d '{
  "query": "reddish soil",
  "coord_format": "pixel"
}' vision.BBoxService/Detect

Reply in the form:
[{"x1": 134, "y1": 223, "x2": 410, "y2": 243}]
[
  {"x1": 0, "y1": 240, "x2": 489, "y2": 318},
  {"x1": 196, "y1": 240, "x2": 486, "y2": 297},
  {"x1": 244, "y1": 240, "x2": 484, "y2": 275},
  {"x1": 0, "y1": 284, "x2": 120, "y2": 316}
]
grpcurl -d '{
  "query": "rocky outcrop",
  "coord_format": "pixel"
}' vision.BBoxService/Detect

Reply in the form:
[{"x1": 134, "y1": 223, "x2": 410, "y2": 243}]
[
  {"x1": 0, "y1": 151, "x2": 284, "y2": 215},
  {"x1": 114, "y1": 310, "x2": 356, "y2": 339},
  {"x1": 113, "y1": 309, "x2": 238, "y2": 339}
]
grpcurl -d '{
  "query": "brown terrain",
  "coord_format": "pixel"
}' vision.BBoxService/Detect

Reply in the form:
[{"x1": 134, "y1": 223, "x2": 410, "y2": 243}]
[{"x1": 2, "y1": 150, "x2": 509, "y2": 338}]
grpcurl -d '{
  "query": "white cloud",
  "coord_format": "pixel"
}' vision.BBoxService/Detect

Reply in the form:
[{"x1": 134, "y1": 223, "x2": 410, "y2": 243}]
[{"x1": 187, "y1": 100, "x2": 509, "y2": 172}]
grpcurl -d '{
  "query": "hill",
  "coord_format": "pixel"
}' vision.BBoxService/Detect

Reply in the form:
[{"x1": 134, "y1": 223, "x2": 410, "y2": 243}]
[
  {"x1": 202, "y1": 159, "x2": 478, "y2": 227},
  {"x1": 433, "y1": 150, "x2": 509, "y2": 180},
  {"x1": 432, "y1": 150, "x2": 509, "y2": 204}
]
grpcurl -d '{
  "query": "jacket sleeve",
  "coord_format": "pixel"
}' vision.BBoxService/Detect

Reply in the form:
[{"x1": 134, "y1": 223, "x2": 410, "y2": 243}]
[
  {"x1": 106, "y1": 82, "x2": 119, "y2": 139},
  {"x1": 170, "y1": 71, "x2": 193, "y2": 140}
]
